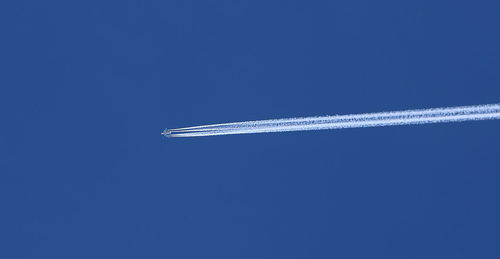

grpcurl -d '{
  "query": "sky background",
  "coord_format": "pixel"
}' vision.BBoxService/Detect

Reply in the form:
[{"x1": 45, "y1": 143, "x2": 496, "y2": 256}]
[{"x1": 2, "y1": 0, "x2": 500, "y2": 258}]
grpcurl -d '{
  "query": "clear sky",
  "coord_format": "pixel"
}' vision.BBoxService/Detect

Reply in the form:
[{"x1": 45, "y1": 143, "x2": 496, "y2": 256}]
[{"x1": 2, "y1": 0, "x2": 500, "y2": 258}]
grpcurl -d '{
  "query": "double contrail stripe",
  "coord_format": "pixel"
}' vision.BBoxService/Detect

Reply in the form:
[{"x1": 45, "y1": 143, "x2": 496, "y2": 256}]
[{"x1": 163, "y1": 103, "x2": 500, "y2": 138}]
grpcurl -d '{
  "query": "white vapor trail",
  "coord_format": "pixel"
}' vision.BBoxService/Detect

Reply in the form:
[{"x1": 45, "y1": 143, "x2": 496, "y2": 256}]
[{"x1": 162, "y1": 103, "x2": 500, "y2": 138}]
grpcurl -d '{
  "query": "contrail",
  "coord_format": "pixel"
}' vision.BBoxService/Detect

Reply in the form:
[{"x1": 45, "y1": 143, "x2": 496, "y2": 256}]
[{"x1": 162, "y1": 103, "x2": 500, "y2": 138}]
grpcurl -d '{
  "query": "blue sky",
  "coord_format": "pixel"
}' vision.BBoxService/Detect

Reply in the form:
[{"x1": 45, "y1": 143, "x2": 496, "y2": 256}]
[{"x1": 2, "y1": 0, "x2": 500, "y2": 258}]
